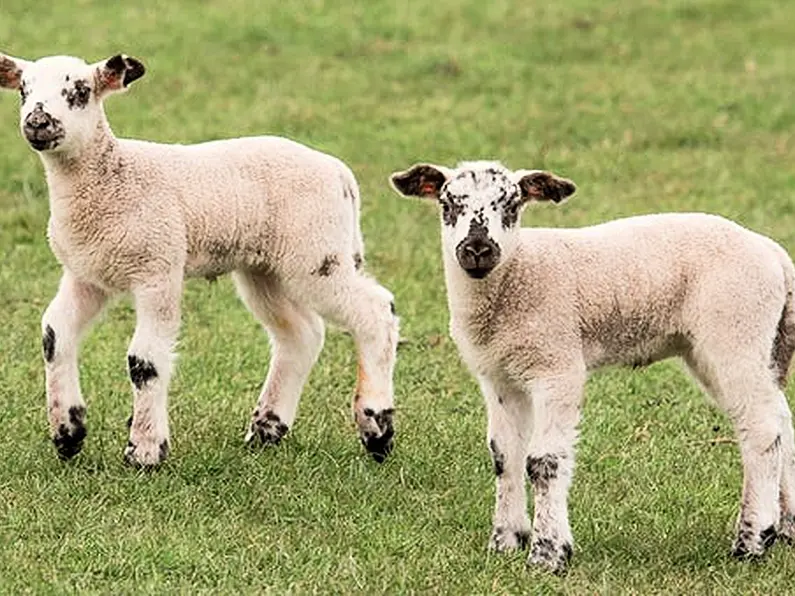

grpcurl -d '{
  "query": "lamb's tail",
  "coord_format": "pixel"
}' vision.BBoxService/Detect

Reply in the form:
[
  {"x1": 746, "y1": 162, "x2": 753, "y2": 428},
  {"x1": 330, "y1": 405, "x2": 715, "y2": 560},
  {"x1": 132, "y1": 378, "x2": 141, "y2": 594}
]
[
  {"x1": 772, "y1": 245, "x2": 795, "y2": 388},
  {"x1": 341, "y1": 165, "x2": 365, "y2": 271}
]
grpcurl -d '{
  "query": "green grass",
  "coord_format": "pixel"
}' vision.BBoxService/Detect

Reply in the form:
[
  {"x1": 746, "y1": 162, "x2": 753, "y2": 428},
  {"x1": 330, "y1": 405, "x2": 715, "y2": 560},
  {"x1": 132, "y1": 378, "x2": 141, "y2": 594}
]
[{"x1": 1, "y1": 0, "x2": 795, "y2": 592}]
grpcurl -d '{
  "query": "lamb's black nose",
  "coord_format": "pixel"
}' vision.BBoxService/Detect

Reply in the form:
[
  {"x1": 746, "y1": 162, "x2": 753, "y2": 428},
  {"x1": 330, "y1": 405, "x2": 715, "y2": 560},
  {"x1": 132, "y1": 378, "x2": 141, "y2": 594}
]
[
  {"x1": 24, "y1": 104, "x2": 53, "y2": 130},
  {"x1": 463, "y1": 241, "x2": 494, "y2": 259}
]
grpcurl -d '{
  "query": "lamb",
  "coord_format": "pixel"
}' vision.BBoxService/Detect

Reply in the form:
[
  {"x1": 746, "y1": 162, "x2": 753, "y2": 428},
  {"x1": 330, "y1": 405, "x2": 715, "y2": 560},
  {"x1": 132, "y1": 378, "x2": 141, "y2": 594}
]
[
  {"x1": 0, "y1": 52, "x2": 399, "y2": 467},
  {"x1": 390, "y1": 160, "x2": 795, "y2": 572}
]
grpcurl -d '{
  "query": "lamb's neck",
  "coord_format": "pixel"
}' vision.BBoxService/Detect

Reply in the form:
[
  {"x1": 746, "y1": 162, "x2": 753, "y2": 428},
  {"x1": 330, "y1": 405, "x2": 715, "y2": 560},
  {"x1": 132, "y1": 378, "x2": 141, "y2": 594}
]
[{"x1": 41, "y1": 118, "x2": 120, "y2": 196}]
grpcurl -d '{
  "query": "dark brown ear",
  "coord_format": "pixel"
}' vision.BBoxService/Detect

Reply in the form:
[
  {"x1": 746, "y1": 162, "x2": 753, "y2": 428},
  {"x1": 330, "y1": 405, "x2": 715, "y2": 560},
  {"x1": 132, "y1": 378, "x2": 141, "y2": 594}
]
[
  {"x1": 513, "y1": 170, "x2": 577, "y2": 203},
  {"x1": 0, "y1": 54, "x2": 31, "y2": 90},
  {"x1": 94, "y1": 54, "x2": 145, "y2": 97},
  {"x1": 389, "y1": 164, "x2": 452, "y2": 199}
]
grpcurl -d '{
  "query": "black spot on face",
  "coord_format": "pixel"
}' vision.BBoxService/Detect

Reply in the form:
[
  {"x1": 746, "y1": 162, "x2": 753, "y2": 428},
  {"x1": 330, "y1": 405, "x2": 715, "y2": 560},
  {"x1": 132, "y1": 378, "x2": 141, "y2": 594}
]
[
  {"x1": 489, "y1": 439, "x2": 505, "y2": 476},
  {"x1": 439, "y1": 193, "x2": 466, "y2": 226},
  {"x1": 19, "y1": 81, "x2": 29, "y2": 104},
  {"x1": 353, "y1": 252, "x2": 363, "y2": 270},
  {"x1": 390, "y1": 301, "x2": 396, "y2": 315},
  {"x1": 127, "y1": 355, "x2": 158, "y2": 390},
  {"x1": 526, "y1": 454, "x2": 560, "y2": 491},
  {"x1": 62, "y1": 79, "x2": 91, "y2": 110},
  {"x1": 52, "y1": 405, "x2": 87, "y2": 460},
  {"x1": 313, "y1": 254, "x2": 340, "y2": 277},
  {"x1": 42, "y1": 325, "x2": 56, "y2": 363}
]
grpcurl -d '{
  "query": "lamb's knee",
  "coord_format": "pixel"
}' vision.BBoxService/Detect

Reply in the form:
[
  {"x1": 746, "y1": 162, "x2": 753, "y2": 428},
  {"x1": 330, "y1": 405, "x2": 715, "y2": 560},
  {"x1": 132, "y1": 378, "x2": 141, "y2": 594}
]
[
  {"x1": 42, "y1": 324, "x2": 56, "y2": 363},
  {"x1": 489, "y1": 439, "x2": 506, "y2": 476},
  {"x1": 127, "y1": 354, "x2": 158, "y2": 390},
  {"x1": 526, "y1": 453, "x2": 562, "y2": 491}
]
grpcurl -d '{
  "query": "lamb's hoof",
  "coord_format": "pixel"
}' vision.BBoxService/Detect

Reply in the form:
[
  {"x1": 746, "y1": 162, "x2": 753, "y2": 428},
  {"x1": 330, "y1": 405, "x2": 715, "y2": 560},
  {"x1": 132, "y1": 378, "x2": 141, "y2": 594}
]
[
  {"x1": 732, "y1": 524, "x2": 777, "y2": 559},
  {"x1": 488, "y1": 525, "x2": 530, "y2": 552},
  {"x1": 245, "y1": 411, "x2": 289, "y2": 446},
  {"x1": 52, "y1": 405, "x2": 87, "y2": 460},
  {"x1": 124, "y1": 438, "x2": 169, "y2": 468},
  {"x1": 527, "y1": 538, "x2": 573, "y2": 575},
  {"x1": 780, "y1": 514, "x2": 795, "y2": 545},
  {"x1": 358, "y1": 407, "x2": 394, "y2": 463}
]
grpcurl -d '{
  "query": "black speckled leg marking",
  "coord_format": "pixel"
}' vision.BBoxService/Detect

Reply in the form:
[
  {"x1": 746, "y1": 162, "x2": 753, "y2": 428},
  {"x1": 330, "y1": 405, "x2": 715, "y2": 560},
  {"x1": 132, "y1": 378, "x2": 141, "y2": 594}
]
[
  {"x1": 732, "y1": 517, "x2": 777, "y2": 559},
  {"x1": 42, "y1": 325, "x2": 55, "y2": 363},
  {"x1": 529, "y1": 537, "x2": 573, "y2": 575},
  {"x1": 489, "y1": 439, "x2": 505, "y2": 476},
  {"x1": 489, "y1": 526, "x2": 530, "y2": 551},
  {"x1": 53, "y1": 405, "x2": 86, "y2": 460},
  {"x1": 248, "y1": 411, "x2": 290, "y2": 446},
  {"x1": 360, "y1": 408, "x2": 394, "y2": 463},
  {"x1": 526, "y1": 454, "x2": 559, "y2": 491},
  {"x1": 128, "y1": 355, "x2": 158, "y2": 390},
  {"x1": 123, "y1": 438, "x2": 170, "y2": 468}
]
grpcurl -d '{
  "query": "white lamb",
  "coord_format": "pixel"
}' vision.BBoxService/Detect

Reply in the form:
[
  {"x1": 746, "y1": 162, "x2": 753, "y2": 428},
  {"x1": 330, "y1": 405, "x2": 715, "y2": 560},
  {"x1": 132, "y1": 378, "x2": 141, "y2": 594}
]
[
  {"x1": 390, "y1": 160, "x2": 795, "y2": 572},
  {"x1": 0, "y1": 52, "x2": 399, "y2": 467}
]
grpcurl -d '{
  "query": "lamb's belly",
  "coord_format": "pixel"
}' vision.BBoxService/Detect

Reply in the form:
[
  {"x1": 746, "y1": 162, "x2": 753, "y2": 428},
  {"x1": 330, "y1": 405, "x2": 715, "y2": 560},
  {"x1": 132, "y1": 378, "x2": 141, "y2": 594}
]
[
  {"x1": 583, "y1": 334, "x2": 686, "y2": 370},
  {"x1": 184, "y1": 245, "x2": 269, "y2": 280}
]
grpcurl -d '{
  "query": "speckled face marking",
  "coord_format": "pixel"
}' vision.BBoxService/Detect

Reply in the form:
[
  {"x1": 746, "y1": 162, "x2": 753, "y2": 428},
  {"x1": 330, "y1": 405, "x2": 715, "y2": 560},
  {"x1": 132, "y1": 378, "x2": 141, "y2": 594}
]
[
  {"x1": 441, "y1": 166, "x2": 522, "y2": 231},
  {"x1": 1, "y1": 53, "x2": 147, "y2": 154},
  {"x1": 391, "y1": 162, "x2": 577, "y2": 279},
  {"x1": 62, "y1": 79, "x2": 91, "y2": 110}
]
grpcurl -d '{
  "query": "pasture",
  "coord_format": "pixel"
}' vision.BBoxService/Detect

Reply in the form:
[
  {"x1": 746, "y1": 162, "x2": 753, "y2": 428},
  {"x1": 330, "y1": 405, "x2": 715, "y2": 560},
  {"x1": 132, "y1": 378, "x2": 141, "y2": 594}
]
[{"x1": 1, "y1": 0, "x2": 794, "y2": 592}]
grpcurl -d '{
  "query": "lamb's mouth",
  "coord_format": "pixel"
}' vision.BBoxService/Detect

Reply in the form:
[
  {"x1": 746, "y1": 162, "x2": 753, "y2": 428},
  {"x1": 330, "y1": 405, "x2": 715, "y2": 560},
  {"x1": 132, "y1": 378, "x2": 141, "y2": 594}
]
[
  {"x1": 24, "y1": 131, "x2": 63, "y2": 152},
  {"x1": 463, "y1": 266, "x2": 494, "y2": 279}
]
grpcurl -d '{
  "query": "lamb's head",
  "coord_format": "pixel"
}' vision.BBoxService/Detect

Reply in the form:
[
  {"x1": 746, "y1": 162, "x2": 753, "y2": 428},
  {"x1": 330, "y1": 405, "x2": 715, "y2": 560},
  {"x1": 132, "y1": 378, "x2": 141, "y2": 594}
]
[
  {"x1": 0, "y1": 53, "x2": 144, "y2": 153},
  {"x1": 390, "y1": 161, "x2": 576, "y2": 279}
]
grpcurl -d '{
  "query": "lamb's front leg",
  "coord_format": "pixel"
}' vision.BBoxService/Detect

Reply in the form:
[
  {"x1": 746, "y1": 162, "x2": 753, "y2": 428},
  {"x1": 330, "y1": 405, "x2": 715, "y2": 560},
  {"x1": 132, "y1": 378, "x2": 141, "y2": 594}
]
[
  {"x1": 526, "y1": 367, "x2": 586, "y2": 574},
  {"x1": 482, "y1": 377, "x2": 533, "y2": 552},
  {"x1": 42, "y1": 272, "x2": 107, "y2": 460},
  {"x1": 125, "y1": 277, "x2": 182, "y2": 467}
]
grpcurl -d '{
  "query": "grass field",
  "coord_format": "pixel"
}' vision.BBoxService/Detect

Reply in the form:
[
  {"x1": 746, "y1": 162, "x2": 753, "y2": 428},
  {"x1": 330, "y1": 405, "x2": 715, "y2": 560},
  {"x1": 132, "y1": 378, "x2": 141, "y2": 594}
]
[{"x1": 1, "y1": 0, "x2": 795, "y2": 592}]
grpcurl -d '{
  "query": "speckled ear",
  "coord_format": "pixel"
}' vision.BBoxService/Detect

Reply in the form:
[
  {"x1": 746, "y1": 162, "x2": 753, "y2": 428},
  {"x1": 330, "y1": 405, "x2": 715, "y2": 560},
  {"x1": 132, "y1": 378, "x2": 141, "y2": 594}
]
[
  {"x1": 0, "y1": 54, "x2": 31, "y2": 90},
  {"x1": 94, "y1": 54, "x2": 145, "y2": 97},
  {"x1": 513, "y1": 170, "x2": 577, "y2": 204},
  {"x1": 389, "y1": 164, "x2": 452, "y2": 200}
]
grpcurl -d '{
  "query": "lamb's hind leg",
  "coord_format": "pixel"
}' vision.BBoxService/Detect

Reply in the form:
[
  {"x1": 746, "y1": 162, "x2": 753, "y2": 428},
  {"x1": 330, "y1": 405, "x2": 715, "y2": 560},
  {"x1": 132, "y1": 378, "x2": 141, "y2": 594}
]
[
  {"x1": 125, "y1": 275, "x2": 182, "y2": 467},
  {"x1": 234, "y1": 270, "x2": 325, "y2": 446},
  {"x1": 685, "y1": 352, "x2": 787, "y2": 557},
  {"x1": 42, "y1": 271, "x2": 107, "y2": 460},
  {"x1": 779, "y1": 412, "x2": 795, "y2": 543},
  {"x1": 300, "y1": 271, "x2": 398, "y2": 462}
]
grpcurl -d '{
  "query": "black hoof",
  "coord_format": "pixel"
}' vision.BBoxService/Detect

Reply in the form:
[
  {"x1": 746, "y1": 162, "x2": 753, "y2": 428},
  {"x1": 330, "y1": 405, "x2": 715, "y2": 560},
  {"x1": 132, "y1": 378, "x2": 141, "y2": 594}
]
[
  {"x1": 360, "y1": 408, "x2": 394, "y2": 463},
  {"x1": 528, "y1": 538, "x2": 573, "y2": 575},
  {"x1": 246, "y1": 411, "x2": 289, "y2": 446},
  {"x1": 123, "y1": 439, "x2": 169, "y2": 468},
  {"x1": 732, "y1": 525, "x2": 777, "y2": 560},
  {"x1": 52, "y1": 406, "x2": 86, "y2": 460}
]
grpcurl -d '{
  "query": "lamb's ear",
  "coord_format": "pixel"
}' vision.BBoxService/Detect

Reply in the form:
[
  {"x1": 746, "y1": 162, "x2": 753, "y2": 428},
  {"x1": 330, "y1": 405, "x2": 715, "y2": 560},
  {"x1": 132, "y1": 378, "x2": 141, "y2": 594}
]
[
  {"x1": 513, "y1": 170, "x2": 577, "y2": 204},
  {"x1": 389, "y1": 164, "x2": 453, "y2": 200},
  {"x1": 0, "y1": 54, "x2": 31, "y2": 90},
  {"x1": 93, "y1": 54, "x2": 145, "y2": 97}
]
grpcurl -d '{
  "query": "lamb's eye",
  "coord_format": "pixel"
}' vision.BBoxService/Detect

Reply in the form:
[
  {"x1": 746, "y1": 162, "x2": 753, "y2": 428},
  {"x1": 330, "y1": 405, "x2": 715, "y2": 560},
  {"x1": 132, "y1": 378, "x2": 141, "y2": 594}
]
[
  {"x1": 76, "y1": 85, "x2": 90, "y2": 102},
  {"x1": 441, "y1": 202, "x2": 451, "y2": 215},
  {"x1": 19, "y1": 86, "x2": 28, "y2": 103}
]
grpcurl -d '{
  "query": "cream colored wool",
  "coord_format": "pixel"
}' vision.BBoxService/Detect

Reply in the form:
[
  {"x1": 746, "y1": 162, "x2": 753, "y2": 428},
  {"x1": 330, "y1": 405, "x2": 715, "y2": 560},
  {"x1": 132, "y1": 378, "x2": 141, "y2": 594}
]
[
  {"x1": 0, "y1": 53, "x2": 398, "y2": 467},
  {"x1": 391, "y1": 160, "x2": 795, "y2": 571}
]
